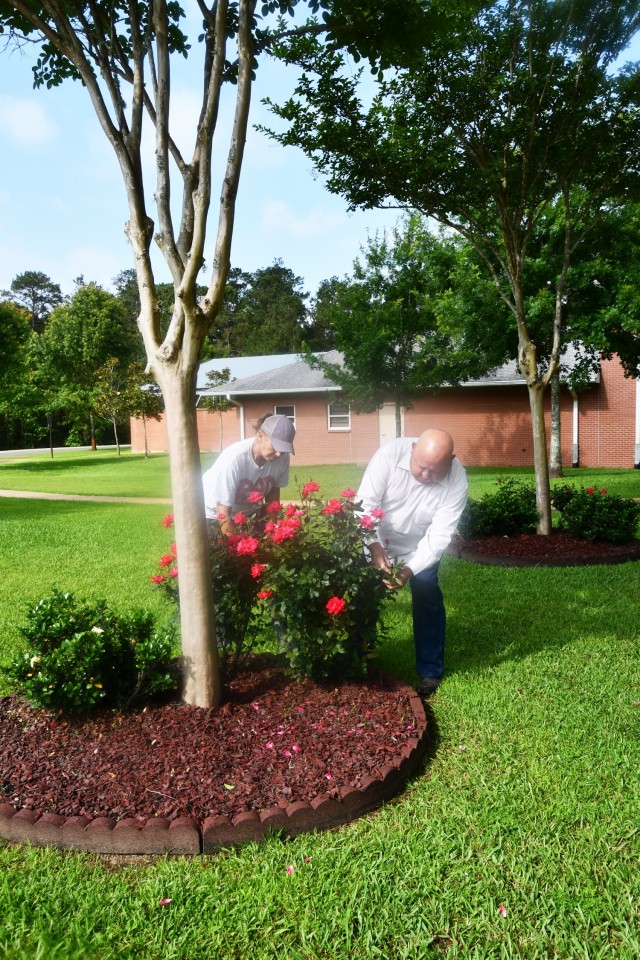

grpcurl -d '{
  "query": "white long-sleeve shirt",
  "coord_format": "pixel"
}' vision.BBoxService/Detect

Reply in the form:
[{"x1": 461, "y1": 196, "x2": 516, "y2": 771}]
[{"x1": 357, "y1": 437, "x2": 468, "y2": 576}]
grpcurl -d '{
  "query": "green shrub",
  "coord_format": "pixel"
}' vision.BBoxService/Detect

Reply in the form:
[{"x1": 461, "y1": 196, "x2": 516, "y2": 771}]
[
  {"x1": 5, "y1": 589, "x2": 176, "y2": 715},
  {"x1": 550, "y1": 483, "x2": 577, "y2": 512},
  {"x1": 458, "y1": 478, "x2": 538, "y2": 538},
  {"x1": 558, "y1": 487, "x2": 640, "y2": 543}
]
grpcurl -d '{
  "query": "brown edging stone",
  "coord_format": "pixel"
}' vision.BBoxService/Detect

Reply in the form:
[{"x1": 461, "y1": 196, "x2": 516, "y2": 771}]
[{"x1": 0, "y1": 676, "x2": 428, "y2": 856}]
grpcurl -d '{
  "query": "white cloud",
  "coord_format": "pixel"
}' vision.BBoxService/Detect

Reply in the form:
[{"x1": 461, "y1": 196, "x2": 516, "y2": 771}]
[{"x1": 0, "y1": 95, "x2": 57, "y2": 147}]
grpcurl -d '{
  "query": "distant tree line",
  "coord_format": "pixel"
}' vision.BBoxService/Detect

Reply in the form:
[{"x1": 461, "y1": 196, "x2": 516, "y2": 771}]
[{"x1": 2, "y1": 213, "x2": 638, "y2": 464}]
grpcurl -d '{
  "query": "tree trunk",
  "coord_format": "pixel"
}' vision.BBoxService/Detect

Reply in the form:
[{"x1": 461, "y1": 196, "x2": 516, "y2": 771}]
[
  {"x1": 395, "y1": 399, "x2": 402, "y2": 438},
  {"x1": 142, "y1": 414, "x2": 149, "y2": 459},
  {"x1": 112, "y1": 419, "x2": 121, "y2": 456},
  {"x1": 90, "y1": 412, "x2": 97, "y2": 451},
  {"x1": 528, "y1": 383, "x2": 553, "y2": 534},
  {"x1": 157, "y1": 368, "x2": 221, "y2": 709},
  {"x1": 549, "y1": 370, "x2": 563, "y2": 478}
]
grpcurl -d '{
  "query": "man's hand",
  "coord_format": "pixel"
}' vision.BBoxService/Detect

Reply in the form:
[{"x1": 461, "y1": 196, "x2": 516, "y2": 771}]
[
  {"x1": 383, "y1": 565, "x2": 413, "y2": 591},
  {"x1": 369, "y1": 542, "x2": 392, "y2": 574}
]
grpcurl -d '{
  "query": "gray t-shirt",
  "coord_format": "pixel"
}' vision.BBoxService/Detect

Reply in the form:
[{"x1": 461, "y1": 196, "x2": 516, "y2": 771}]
[{"x1": 202, "y1": 437, "x2": 290, "y2": 519}]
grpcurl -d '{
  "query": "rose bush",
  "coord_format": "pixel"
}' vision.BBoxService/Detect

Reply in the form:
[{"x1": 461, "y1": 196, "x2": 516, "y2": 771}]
[
  {"x1": 152, "y1": 488, "x2": 399, "y2": 681},
  {"x1": 552, "y1": 485, "x2": 640, "y2": 543}
]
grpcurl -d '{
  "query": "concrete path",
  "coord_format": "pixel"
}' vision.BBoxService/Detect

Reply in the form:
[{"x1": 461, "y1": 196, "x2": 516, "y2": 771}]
[{"x1": 0, "y1": 490, "x2": 171, "y2": 504}]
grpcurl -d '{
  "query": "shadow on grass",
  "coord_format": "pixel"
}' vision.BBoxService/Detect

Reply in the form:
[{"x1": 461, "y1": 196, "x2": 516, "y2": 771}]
[
  {"x1": 375, "y1": 554, "x2": 640, "y2": 687},
  {"x1": 0, "y1": 453, "x2": 160, "y2": 476},
  {"x1": 442, "y1": 555, "x2": 640, "y2": 680}
]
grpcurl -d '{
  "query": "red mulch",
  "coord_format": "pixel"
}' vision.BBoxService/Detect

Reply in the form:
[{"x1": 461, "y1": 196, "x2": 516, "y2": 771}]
[
  {"x1": 0, "y1": 657, "x2": 418, "y2": 823},
  {"x1": 3, "y1": 534, "x2": 637, "y2": 828},
  {"x1": 450, "y1": 530, "x2": 640, "y2": 566}
]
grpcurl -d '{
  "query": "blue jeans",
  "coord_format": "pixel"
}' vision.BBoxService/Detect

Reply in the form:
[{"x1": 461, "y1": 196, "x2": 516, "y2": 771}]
[{"x1": 409, "y1": 562, "x2": 446, "y2": 679}]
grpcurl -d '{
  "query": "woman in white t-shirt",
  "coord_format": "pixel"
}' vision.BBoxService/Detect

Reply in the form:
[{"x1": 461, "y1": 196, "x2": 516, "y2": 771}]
[{"x1": 202, "y1": 414, "x2": 296, "y2": 535}]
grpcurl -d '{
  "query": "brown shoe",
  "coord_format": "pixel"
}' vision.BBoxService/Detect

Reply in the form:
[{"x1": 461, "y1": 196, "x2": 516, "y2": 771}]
[{"x1": 418, "y1": 676, "x2": 441, "y2": 697}]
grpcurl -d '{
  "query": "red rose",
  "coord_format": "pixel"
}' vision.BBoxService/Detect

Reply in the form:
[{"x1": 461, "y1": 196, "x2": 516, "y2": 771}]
[
  {"x1": 161, "y1": 513, "x2": 174, "y2": 528},
  {"x1": 301, "y1": 481, "x2": 320, "y2": 498},
  {"x1": 168, "y1": 567, "x2": 178, "y2": 578},
  {"x1": 236, "y1": 537, "x2": 259, "y2": 555},
  {"x1": 601, "y1": 488, "x2": 607, "y2": 495},
  {"x1": 267, "y1": 501, "x2": 282, "y2": 514},
  {"x1": 247, "y1": 491, "x2": 263, "y2": 504},
  {"x1": 233, "y1": 512, "x2": 247, "y2": 525},
  {"x1": 358, "y1": 515, "x2": 375, "y2": 531},
  {"x1": 322, "y1": 499, "x2": 343, "y2": 515},
  {"x1": 587, "y1": 487, "x2": 595, "y2": 494},
  {"x1": 326, "y1": 596, "x2": 346, "y2": 615},
  {"x1": 151, "y1": 575, "x2": 166, "y2": 584},
  {"x1": 341, "y1": 488, "x2": 357, "y2": 498},
  {"x1": 159, "y1": 554, "x2": 174, "y2": 567},
  {"x1": 257, "y1": 590, "x2": 273, "y2": 600},
  {"x1": 251, "y1": 563, "x2": 266, "y2": 578}
]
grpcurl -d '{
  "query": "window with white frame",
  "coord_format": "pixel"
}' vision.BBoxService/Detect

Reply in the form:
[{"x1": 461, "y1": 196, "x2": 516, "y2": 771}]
[
  {"x1": 274, "y1": 404, "x2": 296, "y2": 426},
  {"x1": 328, "y1": 401, "x2": 351, "y2": 431}
]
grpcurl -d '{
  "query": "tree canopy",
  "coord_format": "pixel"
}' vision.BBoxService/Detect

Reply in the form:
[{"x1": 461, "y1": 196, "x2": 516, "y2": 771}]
[
  {"x1": 266, "y1": 0, "x2": 640, "y2": 531},
  {"x1": 1, "y1": 271, "x2": 64, "y2": 333},
  {"x1": 0, "y1": 0, "x2": 434, "y2": 707},
  {"x1": 308, "y1": 215, "x2": 513, "y2": 435}
]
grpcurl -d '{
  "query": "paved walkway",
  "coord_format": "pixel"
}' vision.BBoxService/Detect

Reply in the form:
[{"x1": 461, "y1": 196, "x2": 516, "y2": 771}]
[{"x1": 0, "y1": 490, "x2": 171, "y2": 504}]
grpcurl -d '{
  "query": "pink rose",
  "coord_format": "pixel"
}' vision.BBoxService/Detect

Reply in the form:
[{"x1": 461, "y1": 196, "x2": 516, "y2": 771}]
[
  {"x1": 247, "y1": 491, "x2": 263, "y2": 504},
  {"x1": 358, "y1": 515, "x2": 375, "y2": 530},
  {"x1": 322, "y1": 499, "x2": 343, "y2": 515},
  {"x1": 159, "y1": 554, "x2": 174, "y2": 567},
  {"x1": 251, "y1": 563, "x2": 266, "y2": 578},
  {"x1": 370, "y1": 508, "x2": 385, "y2": 519},
  {"x1": 267, "y1": 501, "x2": 282, "y2": 514},
  {"x1": 341, "y1": 488, "x2": 357, "y2": 498},
  {"x1": 236, "y1": 536, "x2": 259, "y2": 555},
  {"x1": 233, "y1": 512, "x2": 247, "y2": 525},
  {"x1": 151, "y1": 575, "x2": 166, "y2": 584},
  {"x1": 161, "y1": 513, "x2": 174, "y2": 528}
]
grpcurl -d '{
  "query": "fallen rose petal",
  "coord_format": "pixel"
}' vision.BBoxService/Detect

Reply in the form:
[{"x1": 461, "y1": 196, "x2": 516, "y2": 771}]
[
  {"x1": 159, "y1": 898, "x2": 173, "y2": 906},
  {"x1": 265, "y1": 742, "x2": 274, "y2": 750},
  {"x1": 498, "y1": 904, "x2": 507, "y2": 917},
  {"x1": 304, "y1": 856, "x2": 312, "y2": 862},
  {"x1": 324, "y1": 771, "x2": 332, "y2": 780},
  {"x1": 282, "y1": 749, "x2": 292, "y2": 758},
  {"x1": 286, "y1": 865, "x2": 295, "y2": 875}
]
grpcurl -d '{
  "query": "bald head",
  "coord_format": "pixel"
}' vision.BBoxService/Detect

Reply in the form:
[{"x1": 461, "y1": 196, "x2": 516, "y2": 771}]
[{"x1": 410, "y1": 429, "x2": 455, "y2": 484}]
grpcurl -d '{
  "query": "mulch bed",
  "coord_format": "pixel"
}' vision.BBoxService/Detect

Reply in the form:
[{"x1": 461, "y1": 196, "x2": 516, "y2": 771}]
[
  {"x1": 0, "y1": 657, "x2": 421, "y2": 825},
  {"x1": 449, "y1": 530, "x2": 640, "y2": 566}
]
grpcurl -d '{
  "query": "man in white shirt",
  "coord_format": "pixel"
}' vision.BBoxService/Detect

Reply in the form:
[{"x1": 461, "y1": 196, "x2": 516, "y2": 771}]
[
  {"x1": 202, "y1": 414, "x2": 295, "y2": 535},
  {"x1": 357, "y1": 428, "x2": 468, "y2": 697}
]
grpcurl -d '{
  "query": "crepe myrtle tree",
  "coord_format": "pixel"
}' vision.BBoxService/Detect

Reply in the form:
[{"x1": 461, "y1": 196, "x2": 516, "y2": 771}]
[
  {"x1": 0, "y1": 0, "x2": 433, "y2": 707},
  {"x1": 265, "y1": 0, "x2": 640, "y2": 533}
]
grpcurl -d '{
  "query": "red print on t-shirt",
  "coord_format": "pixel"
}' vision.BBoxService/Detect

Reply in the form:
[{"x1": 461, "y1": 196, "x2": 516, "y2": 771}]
[{"x1": 236, "y1": 476, "x2": 275, "y2": 505}]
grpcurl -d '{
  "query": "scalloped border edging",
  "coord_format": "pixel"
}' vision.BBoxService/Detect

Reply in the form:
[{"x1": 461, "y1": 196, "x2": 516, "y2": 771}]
[
  {"x1": 446, "y1": 539, "x2": 640, "y2": 567},
  {"x1": 0, "y1": 676, "x2": 428, "y2": 856}
]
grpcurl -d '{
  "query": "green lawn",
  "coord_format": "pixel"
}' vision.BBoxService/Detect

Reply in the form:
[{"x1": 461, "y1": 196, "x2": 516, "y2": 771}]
[
  {"x1": 2, "y1": 448, "x2": 639, "y2": 501},
  {"x1": 1, "y1": 462, "x2": 640, "y2": 958}
]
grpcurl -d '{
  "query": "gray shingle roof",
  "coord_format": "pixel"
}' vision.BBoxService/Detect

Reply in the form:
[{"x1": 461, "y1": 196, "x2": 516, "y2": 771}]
[
  {"x1": 200, "y1": 351, "x2": 342, "y2": 396},
  {"x1": 197, "y1": 347, "x2": 599, "y2": 397}
]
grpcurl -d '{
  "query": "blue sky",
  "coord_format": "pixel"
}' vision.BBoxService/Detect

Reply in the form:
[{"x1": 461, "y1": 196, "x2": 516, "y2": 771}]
[
  {"x1": 0, "y1": 21, "x2": 401, "y2": 300},
  {"x1": 1, "y1": 21, "x2": 638, "y2": 302}
]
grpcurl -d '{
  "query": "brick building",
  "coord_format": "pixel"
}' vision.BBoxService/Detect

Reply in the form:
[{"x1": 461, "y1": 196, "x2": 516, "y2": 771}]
[{"x1": 130, "y1": 351, "x2": 640, "y2": 469}]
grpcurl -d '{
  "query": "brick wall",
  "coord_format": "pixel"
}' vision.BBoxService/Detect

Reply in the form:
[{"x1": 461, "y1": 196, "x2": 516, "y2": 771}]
[{"x1": 130, "y1": 358, "x2": 638, "y2": 468}]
